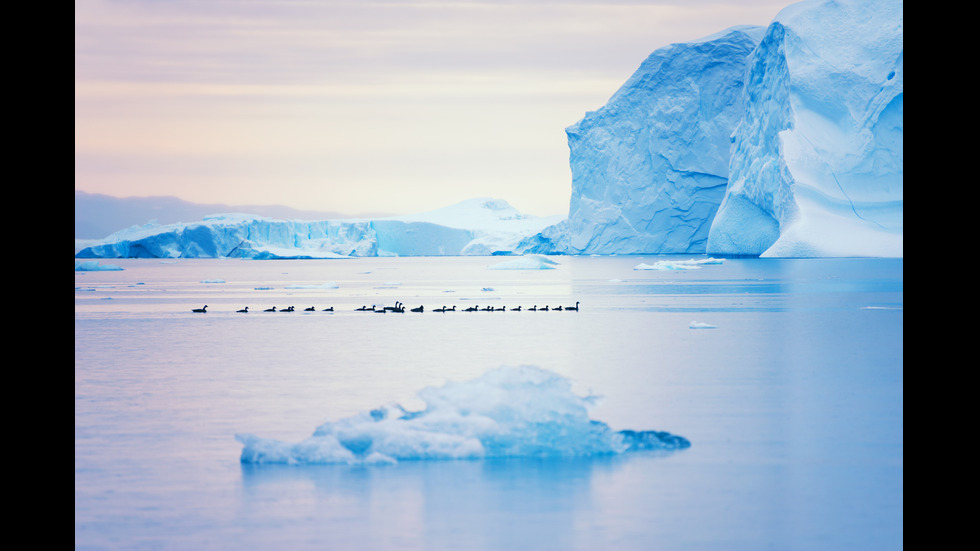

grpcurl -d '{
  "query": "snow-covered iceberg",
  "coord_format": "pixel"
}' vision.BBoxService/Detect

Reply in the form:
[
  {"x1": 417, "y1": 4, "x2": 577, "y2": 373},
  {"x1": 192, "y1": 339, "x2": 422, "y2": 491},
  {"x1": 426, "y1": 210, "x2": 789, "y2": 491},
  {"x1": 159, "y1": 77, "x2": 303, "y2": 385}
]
[
  {"x1": 236, "y1": 365, "x2": 690, "y2": 465},
  {"x1": 75, "y1": 199, "x2": 562, "y2": 259},
  {"x1": 561, "y1": 25, "x2": 766, "y2": 255},
  {"x1": 707, "y1": 0, "x2": 903, "y2": 257}
]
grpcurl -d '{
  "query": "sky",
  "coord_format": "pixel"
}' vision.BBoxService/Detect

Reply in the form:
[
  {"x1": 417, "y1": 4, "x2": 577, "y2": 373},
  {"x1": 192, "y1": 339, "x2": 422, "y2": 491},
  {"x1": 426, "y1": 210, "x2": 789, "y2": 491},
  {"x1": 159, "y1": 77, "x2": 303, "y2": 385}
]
[{"x1": 75, "y1": 0, "x2": 788, "y2": 217}]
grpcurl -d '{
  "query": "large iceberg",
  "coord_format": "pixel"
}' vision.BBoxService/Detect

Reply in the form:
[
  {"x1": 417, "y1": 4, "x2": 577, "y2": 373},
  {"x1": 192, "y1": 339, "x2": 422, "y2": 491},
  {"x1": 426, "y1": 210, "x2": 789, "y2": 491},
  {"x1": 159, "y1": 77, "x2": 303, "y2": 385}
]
[
  {"x1": 562, "y1": 25, "x2": 766, "y2": 255},
  {"x1": 532, "y1": 0, "x2": 902, "y2": 258},
  {"x1": 706, "y1": 0, "x2": 903, "y2": 257},
  {"x1": 236, "y1": 365, "x2": 690, "y2": 465},
  {"x1": 75, "y1": 198, "x2": 562, "y2": 259}
]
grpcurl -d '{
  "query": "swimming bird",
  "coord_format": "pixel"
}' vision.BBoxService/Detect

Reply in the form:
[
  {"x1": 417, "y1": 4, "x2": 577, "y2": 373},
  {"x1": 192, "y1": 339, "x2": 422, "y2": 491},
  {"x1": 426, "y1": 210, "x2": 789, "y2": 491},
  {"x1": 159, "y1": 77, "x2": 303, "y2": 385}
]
[
  {"x1": 540, "y1": 305, "x2": 549, "y2": 311},
  {"x1": 553, "y1": 305, "x2": 563, "y2": 311},
  {"x1": 565, "y1": 302, "x2": 580, "y2": 311},
  {"x1": 480, "y1": 305, "x2": 493, "y2": 311},
  {"x1": 304, "y1": 306, "x2": 316, "y2": 311},
  {"x1": 356, "y1": 305, "x2": 374, "y2": 311},
  {"x1": 463, "y1": 305, "x2": 478, "y2": 312},
  {"x1": 236, "y1": 307, "x2": 249, "y2": 313},
  {"x1": 411, "y1": 305, "x2": 424, "y2": 313},
  {"x1": 512, "y1": 305, "x2": 522, "y2": 312},
  {"x1": 322, "y1": 307, "x2": 334, "y2": 312},
  {"x1": 529, "y1": 305, "x2": 536, "y2": 311},
  {"x1": 281, "y1": 306, "x2": 295, "y2": 312},
  {"x1": 264, "y1": 306, "x2": 277, "y2": 312},
  {"x1": 192, "y1": 305, "x2": 208, "y2": 313}
]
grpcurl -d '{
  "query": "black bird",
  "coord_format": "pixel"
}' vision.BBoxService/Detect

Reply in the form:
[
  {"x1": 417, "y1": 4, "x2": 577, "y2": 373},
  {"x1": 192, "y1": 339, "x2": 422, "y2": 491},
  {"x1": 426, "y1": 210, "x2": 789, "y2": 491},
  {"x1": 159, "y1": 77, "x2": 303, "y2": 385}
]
[
  {"x1": 553, "y1": 305, "x2": 563, "y2": 311},
  {"x1": 540, "y1": 305, "x2": 550, "y2": 311},
  {"x1": 356, "y1": 305, "x2": 374, "y2": 311},
  {"x1": 192, "y1": 305, "x2": 208, "y2": 313},
  {"x1": 565, "y1": 302, "x2": 580, "y2": 311},
  {"x1": 322, "y1": 307, "x2": 334, "y2": 312},
  {"x1": 411, "y1": 305, "x2": 424, "y2": 313},
  {"x1": 236, "y1": 307, "x2": 249, "y2": 313},
  {"x1": 512, "y1": 306, "x2": 522, "y2": 311},
  {"x1": 281, "y1": 306, "x2": 295, "y2": 312},
  {"x1": 463, "y1": 305, "x2": 479, "y2": 312},
  {"x1": 529, "y1": 305, "x2": 537, "y2": 311},
  {"x1": 304, "y1": 306, "x2": 316, "y2": 311},
  {"x1": 264, "y1": 306, "x2": 277, "y2": 312}
]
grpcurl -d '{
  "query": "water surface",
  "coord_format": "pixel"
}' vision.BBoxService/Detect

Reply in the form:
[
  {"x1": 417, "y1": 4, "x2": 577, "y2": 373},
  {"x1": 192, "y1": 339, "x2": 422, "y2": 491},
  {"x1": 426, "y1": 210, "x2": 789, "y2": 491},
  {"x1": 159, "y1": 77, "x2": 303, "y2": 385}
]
[{"x1": 75, "y1": 255, "x2": 903, "y2": 550}]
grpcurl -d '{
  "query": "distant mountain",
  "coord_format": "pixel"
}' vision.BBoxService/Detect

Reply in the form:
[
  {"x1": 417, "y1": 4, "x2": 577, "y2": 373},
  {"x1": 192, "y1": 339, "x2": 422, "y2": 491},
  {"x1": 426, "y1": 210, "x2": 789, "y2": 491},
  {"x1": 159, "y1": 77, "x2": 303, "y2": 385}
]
[{"x1": 74, "y1": 191, "x2": 393, "y2": 239}]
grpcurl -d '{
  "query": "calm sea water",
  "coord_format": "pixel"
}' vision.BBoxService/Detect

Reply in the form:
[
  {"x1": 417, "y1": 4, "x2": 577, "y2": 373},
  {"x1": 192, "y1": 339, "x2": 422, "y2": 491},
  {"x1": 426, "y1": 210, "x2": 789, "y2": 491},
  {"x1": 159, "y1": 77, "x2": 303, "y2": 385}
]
[{"x1": 75, "y1": 255, "x2": 903, "y2": 550}]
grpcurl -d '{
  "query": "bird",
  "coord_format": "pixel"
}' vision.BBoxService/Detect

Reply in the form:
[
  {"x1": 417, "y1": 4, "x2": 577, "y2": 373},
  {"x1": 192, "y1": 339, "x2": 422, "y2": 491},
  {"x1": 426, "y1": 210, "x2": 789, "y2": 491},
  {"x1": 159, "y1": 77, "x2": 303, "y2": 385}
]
[
  {"x1": 540, "y1": 305, "x2": 549, "y2": 311},
  {"x1": 356, "y1": 305, "x2": 374, "y2": 311},
  {"x1": 463, "y1": 305, "x2": 479, "y2": 312},
  {"x1": 553, "y1": 305, "x2": 563, "y2": 311},
  {"x1": 264, "y1": 306, "x2": 277, "y2": 312},
  {"x1": 281, "y1": 306, "x2": 295, "y2": 312},
  {"x1": 480, "y1": 305, "x2": 493, "y2": 311},
  {"x1": 236, "y1": 307, "x2": 249, "y2": 313},
  {"x1": 512, "y1": 305, "x2": 522, "y2": 311},
  {"x1": 304, "y1": 306, "x2": 316, "y2": 311},
  {"x1": 192, "y1": 305, "x2": 208, "y2": 313},
  {"x1": 411, "y1": 305, "x2": 424, "y2": 313},
  {"x1": 565, "y1": 302, "x2": 580, "y2": 311},
  {"x1": 529, "y1": 305, "x2": 537, "y2": 311},
  {"x1": 322, "y1": 307, "x2": 334, "y2": 312}
]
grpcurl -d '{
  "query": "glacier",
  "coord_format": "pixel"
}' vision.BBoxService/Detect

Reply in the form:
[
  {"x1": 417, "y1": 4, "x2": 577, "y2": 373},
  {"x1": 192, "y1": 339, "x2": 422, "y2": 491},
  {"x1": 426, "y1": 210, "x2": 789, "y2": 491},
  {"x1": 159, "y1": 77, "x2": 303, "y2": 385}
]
[
  {"x1": 75, "y1": 198, "x2": 562, "y2": 259},
  {"x1": 236, "y1": 365, "x2": 690, "y2": 465}
]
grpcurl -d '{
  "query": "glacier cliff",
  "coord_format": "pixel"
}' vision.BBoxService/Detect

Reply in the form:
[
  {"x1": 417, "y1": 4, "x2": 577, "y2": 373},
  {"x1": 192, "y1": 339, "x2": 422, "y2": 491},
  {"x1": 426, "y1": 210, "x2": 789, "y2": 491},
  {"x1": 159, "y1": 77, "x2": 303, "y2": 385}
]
[
  {"x1": 706, "y1": 0, "x2": 903, "y2": 257},
  {"x1": 562, "y1": 25, "x2": 765, "y2": 255},
  {"x1": 75, "y1": 198, "x2": 561, "y2": 259}
]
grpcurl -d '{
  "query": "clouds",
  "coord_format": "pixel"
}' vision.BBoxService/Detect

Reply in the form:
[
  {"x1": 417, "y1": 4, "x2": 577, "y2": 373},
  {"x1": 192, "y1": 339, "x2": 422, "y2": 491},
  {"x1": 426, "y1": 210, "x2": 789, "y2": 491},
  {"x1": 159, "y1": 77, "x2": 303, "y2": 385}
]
[{"x1": 75, "y1": 0, "x2": 786, "y2": 216}]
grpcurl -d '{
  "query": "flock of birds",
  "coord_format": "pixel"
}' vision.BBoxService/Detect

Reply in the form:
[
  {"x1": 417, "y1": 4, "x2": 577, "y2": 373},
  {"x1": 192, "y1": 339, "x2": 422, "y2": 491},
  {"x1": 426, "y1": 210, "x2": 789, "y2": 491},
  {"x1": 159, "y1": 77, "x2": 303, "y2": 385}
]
[{"x1": 190, "y1": 301, "x2": 580, "y2": 314}]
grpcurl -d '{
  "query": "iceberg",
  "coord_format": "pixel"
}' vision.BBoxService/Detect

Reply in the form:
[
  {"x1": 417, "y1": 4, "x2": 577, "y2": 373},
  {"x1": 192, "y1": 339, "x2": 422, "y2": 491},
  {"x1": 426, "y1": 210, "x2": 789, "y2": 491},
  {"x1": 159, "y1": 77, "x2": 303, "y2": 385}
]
[
  {"x1": 562, "y1": 25, "x2": 766, "y2": 255},
  {"x1": 236, "y1": 365, "x2": 690, "y2": 465},
  {"x1": 487, "y1": 255, "x2": 559, "y2": 270},
  {"x1": 707, "y1": 0, "x2": 903, "y2": 258},
  {"x1": 75, "y1": 199, "x2": 561, "y2": 259},
  {"x1": 74, "y1": 260, "x2": 124, "y2": 271},
  {"x1": 528, "y1": 0, "x2": 901, "y2": 258}
]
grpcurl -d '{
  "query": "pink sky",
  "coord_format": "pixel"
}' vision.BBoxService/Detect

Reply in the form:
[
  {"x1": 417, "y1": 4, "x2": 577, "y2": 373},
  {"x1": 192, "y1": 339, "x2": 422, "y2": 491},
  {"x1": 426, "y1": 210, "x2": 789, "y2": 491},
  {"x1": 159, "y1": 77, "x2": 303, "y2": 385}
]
[{"x1": 75, "y1": 0, "x2": 787, "y2": 217}]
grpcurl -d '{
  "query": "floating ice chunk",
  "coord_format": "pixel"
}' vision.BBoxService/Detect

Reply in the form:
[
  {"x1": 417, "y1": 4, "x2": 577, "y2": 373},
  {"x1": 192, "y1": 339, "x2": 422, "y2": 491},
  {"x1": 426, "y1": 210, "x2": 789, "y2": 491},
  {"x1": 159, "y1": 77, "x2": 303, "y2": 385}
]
[
  {"x1": 284, "y1": 282, "x2": 339, "y2": 289},
  {"x1": 634, "y1": 258, "x2": 724, "y2": 271},
  {"x1": 237, "y1": 365, "x2": 689, "y2": 465},
  {"x1": 488, "y1": 255, "x2": 559, "y2": 270},
  {"x1": 75, "y1": 260, "x2": 123, "y2": 271},
  {"x1": 689, "y1": 321, "x2": 718, "y2": 329}
]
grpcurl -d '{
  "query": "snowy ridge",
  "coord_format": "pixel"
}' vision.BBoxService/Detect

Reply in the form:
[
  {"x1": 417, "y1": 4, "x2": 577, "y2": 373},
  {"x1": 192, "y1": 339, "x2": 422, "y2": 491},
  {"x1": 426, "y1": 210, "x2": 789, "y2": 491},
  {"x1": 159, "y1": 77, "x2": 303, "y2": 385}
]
[{"x1": 236, "y1": 365, "x2": 689, "y2": 465}]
